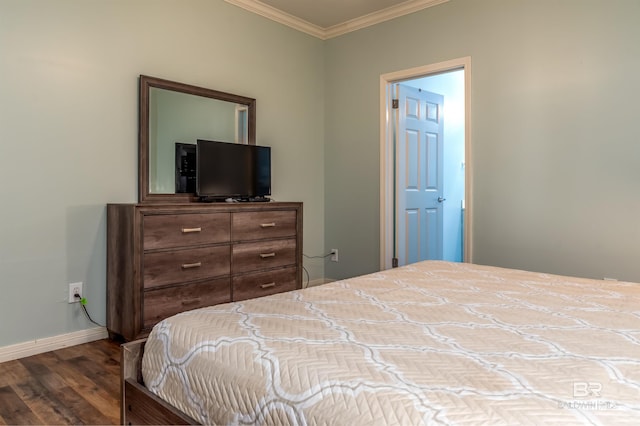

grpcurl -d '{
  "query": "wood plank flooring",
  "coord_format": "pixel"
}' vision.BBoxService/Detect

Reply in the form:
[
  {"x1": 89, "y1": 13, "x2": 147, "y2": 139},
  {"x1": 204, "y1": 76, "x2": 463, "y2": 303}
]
[{"x1": 0, "y1": 339, "x2": 121, "y2": 425}]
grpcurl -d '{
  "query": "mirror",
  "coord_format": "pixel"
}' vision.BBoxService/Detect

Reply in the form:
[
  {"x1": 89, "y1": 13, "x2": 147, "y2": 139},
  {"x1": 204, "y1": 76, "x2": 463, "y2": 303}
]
[{"x1": 139, "y1": 75, "x2": 256, "y2": 203}]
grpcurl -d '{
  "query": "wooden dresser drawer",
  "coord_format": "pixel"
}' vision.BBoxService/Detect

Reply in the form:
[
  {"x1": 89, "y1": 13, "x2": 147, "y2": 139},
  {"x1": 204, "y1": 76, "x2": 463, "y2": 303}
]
[
  {"x1": 144, "y1": 246, "x2": 230, "y2": 289},
  {"x1": 143, "y1": 277, "x2": 231, "y2": 329},
  {"x1": 232, "y1": 238, "x2": 296, "y2": 274},
  {"x1": 233, "y1": 267, "x2": 297, "y2": 301},
  {"x1": 143, "y1": 213, "x2": 230, "y2": 250},
  {"x1": 107, "y1": 202, "x2": 302, "y2": 341},
  {"x1": 232, "y1": 210, "x2": 296, "y2": 241}
]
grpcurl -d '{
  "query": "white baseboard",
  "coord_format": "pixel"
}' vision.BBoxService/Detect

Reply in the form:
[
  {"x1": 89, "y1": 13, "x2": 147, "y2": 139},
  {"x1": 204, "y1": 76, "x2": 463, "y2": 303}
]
[{"x1": 0, "y1": 327, "x2": 108, "y2": 363}]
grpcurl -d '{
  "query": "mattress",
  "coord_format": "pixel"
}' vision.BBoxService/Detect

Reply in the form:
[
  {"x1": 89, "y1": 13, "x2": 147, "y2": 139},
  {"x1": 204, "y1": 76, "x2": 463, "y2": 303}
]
[{"x1": 142, "y1": 261, "x2": 640, "y2": 425}]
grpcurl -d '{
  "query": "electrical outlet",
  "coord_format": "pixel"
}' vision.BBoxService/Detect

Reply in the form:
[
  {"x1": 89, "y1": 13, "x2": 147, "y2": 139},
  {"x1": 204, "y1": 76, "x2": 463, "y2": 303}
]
[
  {"x1": 330, "y1": 249, "x2": 339, "y2": 262},
  {"x1": 68, "y1": 282, "x2": 83, "y2": 303}
]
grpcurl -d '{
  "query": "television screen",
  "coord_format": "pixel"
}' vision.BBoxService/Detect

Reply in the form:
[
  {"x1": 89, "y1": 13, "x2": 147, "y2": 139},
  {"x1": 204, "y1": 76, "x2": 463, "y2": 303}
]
[{"x1": 196, "y1": 140, "x2": 271, "y2": 199}]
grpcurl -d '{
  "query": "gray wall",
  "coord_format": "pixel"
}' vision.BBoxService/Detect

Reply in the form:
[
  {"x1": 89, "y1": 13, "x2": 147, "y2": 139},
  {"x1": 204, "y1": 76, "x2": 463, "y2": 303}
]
[
  {"x1": 0, "y1": 0, "x2": 325, "y2": 347},
  {"x1": 324, "y1": 0, "x2": 640, "y2": 281},
  {"x1": 2, "y1": 0, "x2": 639, "y2": 349}
]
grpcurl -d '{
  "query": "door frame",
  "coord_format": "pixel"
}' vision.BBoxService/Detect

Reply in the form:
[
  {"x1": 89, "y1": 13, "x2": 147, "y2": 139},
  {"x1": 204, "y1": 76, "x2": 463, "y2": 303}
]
[{"x1": 379, "y1": 57, "x2": 473, "y2": 270}]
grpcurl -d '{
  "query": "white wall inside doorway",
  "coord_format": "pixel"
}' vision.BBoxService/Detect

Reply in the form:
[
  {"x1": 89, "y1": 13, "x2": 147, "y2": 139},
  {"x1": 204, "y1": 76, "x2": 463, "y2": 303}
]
[{"x1": 409, "y1": 69, "x2": 465, "y2": 261}]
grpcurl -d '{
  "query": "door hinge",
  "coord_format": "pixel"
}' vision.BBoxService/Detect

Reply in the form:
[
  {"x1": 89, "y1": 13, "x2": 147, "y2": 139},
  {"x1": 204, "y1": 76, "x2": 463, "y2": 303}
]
[
  {"x1": 392, "y1": 99, "x2": 399, "y2": 109},
  {"x1": 392, "y1": 257, "x2": 399, "y2": 268}
]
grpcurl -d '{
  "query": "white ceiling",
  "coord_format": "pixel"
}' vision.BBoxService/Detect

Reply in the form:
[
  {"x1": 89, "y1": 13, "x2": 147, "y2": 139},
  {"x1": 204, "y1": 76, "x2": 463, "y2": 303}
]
[
  {"x1": 224, "y1": 0, "x2": 449, "y2": 39},
  {"x1": 259, "y1": 0, "x2": 413, "y2": 28}
]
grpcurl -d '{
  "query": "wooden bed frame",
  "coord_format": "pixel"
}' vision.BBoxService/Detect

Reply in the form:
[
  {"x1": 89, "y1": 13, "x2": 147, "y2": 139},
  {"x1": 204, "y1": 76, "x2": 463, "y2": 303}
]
[{"x1": 121, "y1": 339, "x2": 199, "y2": 425}]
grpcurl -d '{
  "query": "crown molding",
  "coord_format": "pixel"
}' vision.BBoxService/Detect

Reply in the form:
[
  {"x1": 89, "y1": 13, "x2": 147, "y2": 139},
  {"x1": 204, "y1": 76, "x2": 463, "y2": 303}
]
[
  {"x1": 324, "y1": 0, "x2": 449, "y2": 39},
  {"x1": 224, "y1": 0, "x2": 326, "y2": 39},
  {"x1": 224, "y1": 0, "x2": 449, "y2": 40}
]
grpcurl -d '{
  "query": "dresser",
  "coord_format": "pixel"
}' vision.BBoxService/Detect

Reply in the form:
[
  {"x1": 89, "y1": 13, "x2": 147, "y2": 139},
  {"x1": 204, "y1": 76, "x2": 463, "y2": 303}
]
[{"x1": 107, "y1": 202, "x2": 302, "y2": 341}]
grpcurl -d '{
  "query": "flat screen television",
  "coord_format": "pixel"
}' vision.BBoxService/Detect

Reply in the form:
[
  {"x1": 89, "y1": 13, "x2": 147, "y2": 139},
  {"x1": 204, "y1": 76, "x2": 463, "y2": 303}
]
[{"x1": 196, "y1": 139, "x2": 271, "y2": 201}]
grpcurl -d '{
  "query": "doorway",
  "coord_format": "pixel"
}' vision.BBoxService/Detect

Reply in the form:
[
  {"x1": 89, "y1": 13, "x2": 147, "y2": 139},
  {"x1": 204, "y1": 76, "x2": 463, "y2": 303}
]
[{"x1": 379, "y1": 57, "x2": 472, "y2": 270}]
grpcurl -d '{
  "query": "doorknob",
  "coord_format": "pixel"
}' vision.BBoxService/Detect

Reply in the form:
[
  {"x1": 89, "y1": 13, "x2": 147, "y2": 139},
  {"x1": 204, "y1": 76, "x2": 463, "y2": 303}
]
[{"x1": 438, "y1": 197, "x2": 446, "y2": 203}]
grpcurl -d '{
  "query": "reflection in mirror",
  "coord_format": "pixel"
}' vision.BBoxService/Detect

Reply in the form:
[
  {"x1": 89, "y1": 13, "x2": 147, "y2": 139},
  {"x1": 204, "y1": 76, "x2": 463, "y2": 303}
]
[
  {"x1": 139, "y1": 75, "x2": 256, "y2": 203},
  {"x1": 149, "y1": 88, "x2": 248, "y2": 193}
]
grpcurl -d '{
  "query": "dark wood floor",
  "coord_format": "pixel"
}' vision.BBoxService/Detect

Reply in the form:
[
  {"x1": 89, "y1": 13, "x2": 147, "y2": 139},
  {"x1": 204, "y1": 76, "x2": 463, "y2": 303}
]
[{"x1": 0, "y1": 339, "x2": 121, "y2": 425}]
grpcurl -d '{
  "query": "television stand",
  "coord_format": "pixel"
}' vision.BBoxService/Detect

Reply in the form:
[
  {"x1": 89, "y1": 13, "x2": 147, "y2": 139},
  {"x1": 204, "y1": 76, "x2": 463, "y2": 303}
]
[
  {"x1": 197, "y1": 196, "x2": 226, "y2": 203},
  {"x1": 197, "y1": 196, "x2": 271, "y2": 203},
  {"x1": 106, "y1": 201, "x2": 303, "y2": 341},
  {"x1": 241, "y1": 196, "x2": 271, "y2": 203}
]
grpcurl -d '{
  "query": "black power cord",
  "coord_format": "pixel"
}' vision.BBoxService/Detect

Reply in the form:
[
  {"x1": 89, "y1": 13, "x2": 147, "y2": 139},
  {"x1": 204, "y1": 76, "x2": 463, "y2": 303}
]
[
  {"x1": 302, "y1": 251, "x2": 335, "y2": 288},
  {"x1": 303, "y1": 252, "x2": 333, "y2": 260},
  {"x1": 74, "y1": 293, "x2": 104, "y2": 327},
  {"x1": 302, "y1": 265, "x2": 311, "y2": 288}
]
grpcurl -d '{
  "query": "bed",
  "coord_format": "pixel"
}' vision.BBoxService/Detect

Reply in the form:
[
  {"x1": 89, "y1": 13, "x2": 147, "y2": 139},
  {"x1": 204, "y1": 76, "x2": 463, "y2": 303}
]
[{"x1": 121, "y1": 260, "x2": 640, "y2": 425}]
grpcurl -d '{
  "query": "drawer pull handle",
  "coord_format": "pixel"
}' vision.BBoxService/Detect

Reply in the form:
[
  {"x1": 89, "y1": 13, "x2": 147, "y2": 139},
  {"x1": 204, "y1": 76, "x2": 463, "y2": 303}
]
[
  {"x1": 260, "y1": 223, "x2": 276, "y2": 228},
  {"x1": 182, "y1": 298, "x2": 201, "y2": 306},
  {"x1": 181, "y1": 262, "x2": 202, "y2": 269},
  {"x1": 182, "y1": 227, "x2": 202, "y2": 234},
  {"x1": 260, "y1": 252, "x2": 276, "y2": 259},
  {"x1": 260, "y1": 282, "x2": 276, "y2": 289}
]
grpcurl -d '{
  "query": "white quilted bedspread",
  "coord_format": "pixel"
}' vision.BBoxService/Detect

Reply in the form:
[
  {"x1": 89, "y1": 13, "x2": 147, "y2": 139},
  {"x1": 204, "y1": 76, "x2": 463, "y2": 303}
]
[{"x1": 142, "y1": 261, "x2": 640, "y2": 425}]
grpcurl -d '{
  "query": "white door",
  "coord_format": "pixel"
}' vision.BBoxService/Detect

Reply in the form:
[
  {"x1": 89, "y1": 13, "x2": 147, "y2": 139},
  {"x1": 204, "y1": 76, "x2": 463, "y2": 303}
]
[{"x1": 395, "y1": 84, "x2": 444, "y2": 266}]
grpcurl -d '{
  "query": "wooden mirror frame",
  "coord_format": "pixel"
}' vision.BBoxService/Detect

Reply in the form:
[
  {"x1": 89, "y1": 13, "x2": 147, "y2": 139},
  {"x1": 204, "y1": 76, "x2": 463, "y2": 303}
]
[{"x1": 138, "y1": 75, "x2": 256, "y2": 203}]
